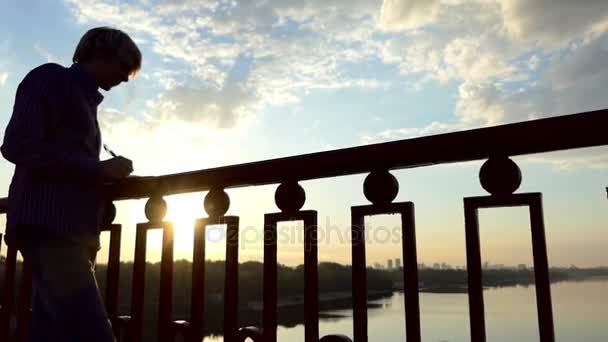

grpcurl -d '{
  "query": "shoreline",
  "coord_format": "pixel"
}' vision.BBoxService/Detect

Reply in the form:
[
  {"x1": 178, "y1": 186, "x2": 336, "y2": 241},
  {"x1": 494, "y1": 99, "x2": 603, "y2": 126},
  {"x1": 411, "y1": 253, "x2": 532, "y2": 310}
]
[{"x1": 246, "y1": 277, "x2": 608, "y2": 314}]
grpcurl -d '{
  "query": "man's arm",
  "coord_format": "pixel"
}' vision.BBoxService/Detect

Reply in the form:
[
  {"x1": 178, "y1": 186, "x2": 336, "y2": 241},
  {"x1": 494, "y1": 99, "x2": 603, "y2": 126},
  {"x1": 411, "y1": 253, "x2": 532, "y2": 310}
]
[{"x1": 0, "y1": 66, "x2": 104, "y2": 184}]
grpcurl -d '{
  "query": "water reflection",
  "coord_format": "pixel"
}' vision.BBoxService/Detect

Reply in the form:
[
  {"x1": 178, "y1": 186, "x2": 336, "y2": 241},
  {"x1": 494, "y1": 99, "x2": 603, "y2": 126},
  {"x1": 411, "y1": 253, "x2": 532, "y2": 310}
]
[
  {"x1": 318, "y1": 280, "x2": 606, "y2": 342},
  {"x1": 204, "y1": 280, "x2": 608, "y2": 341}
]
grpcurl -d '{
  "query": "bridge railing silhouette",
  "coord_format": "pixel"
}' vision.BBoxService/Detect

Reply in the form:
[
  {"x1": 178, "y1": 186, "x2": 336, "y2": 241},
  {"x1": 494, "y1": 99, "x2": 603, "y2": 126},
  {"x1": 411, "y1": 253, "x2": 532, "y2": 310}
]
[{"x1": 0, "y1": 109, "x2": 607, "y2": 342}]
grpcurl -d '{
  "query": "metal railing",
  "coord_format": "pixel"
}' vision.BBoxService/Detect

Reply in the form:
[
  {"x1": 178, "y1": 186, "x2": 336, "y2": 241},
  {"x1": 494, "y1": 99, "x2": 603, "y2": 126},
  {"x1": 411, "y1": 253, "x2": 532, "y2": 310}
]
[{"x1": 1, "y1": 109, "x2": 607, "y2": 342}]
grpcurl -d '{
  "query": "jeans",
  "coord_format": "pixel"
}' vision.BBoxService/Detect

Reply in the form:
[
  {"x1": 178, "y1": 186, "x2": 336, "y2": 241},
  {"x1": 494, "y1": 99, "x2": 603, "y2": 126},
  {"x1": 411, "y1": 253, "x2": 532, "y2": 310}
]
[{"x1": 17, "y1": 230, "x2": 115, "y2": 342}]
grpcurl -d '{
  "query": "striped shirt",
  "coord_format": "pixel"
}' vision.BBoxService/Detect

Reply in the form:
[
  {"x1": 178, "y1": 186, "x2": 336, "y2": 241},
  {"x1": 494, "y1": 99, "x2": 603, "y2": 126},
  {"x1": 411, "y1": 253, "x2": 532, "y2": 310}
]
[{"x1": 1, "y1": 63, "x2": 107, "y2": 244}]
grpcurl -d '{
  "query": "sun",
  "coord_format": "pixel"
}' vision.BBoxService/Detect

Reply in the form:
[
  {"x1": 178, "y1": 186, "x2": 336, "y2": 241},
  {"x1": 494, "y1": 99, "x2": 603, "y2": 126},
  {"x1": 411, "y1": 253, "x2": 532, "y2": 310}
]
[
  {"x1": 164, "y1": 193, "x2": 227, "y2": 260},
  {"x1": 164, "y1": 194, "x2": 204, "y2": 258}
]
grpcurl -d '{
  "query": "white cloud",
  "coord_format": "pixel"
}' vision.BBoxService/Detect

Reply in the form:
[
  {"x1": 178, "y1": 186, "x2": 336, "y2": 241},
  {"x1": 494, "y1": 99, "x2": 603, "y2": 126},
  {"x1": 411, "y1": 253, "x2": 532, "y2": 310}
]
[
  {"x1": 380, "y1": 37, "x2": 448, "y2": 82},
  {"x1": 546, "y1": 34, "x2": 608, "y2": 93},
  {"x1": 455, "y1": 81, "x2": 506, "y2": 126},
  {"x1": 151, "y1": 0, "x2": 218, "y2": 16},
  {"x1": 361, "y1": 121, "x2": 464, "y2": 144},
  {"x1": 64, "y1": 0, "x2": 386, "y2": 129},
  {"x1": 528, "y1": 55, "x2": 540, "y2": 70},
  {"x1": 366, "y1": 26, "x2": 608, "y2": 145},
  {"x1": 377, "y1": 1, "x2": 525, "y2": 85},
  {"x1": 145, "y1": 52, "x2": 256, "y2": 128},
  {"x1": 446, "y1": 31, "x2": 608, "y2": 128},
  {"x1": 97, "y1": 107, "x2": 248, "y2": 174},
  {"x1": 498, "y1": 0, "x2": 608, "y2": 46},
  {"x1": 525, "y1": 147, "x2": 608, "y2": 170},
  {"x1": 34, "y1": 44, "x2": 61, "y2": 63},
  {"x1": 443, "y1": 37, "x2": 518, "y2": 82},
  {"x1": 0, "y1": 72, "x2": 7, "y2": 86},
  {"x1": 447, "y1": 31, "x2": 608, "y2": 167},
  {"x1": 147, "y1": 84, "x2": 252, "y2": 129},
  {"x1": 380, "y1": 33, "x2": 520, "y2": 84},
  {"x1": 373, "y1": 1, "x2": 608, "y2": 149},
  {"x1": 64, "y1": 0, "x2": 608, "y2": 168},
  {"x1": 378, "y1": 0, "x2": 440, "y2": 31},
  {"x1": 476, "y1": 32, "x2": 608, "y2": 124}
]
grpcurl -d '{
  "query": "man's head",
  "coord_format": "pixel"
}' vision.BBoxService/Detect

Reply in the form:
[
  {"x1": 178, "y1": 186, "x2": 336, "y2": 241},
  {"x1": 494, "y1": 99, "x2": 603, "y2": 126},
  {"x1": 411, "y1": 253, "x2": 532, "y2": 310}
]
[{"x1": 73, "y1": 27, "x2": 141, "y2": 91}]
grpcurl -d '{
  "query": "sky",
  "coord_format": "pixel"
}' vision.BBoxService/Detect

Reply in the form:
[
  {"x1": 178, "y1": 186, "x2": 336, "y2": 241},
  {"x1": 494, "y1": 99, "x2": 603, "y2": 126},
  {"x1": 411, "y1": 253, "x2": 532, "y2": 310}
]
[{"x1": 0, "y1": 0, "x2": 607, "y2": 267}]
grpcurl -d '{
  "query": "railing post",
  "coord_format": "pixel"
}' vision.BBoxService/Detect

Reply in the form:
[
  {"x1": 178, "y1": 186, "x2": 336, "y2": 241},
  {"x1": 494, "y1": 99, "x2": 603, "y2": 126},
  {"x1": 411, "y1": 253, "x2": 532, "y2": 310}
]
[
  {"x1": 351, "y1": 170, "x2": 421, "y2": 342},
  {"x1": 100, "y1": 201, "x2": 121, "y2": 320},
  {"x1": 0, "y1": 245, "x2": 18, "y2": 341},
  {"x1": 128, "y1": 193, "x2": 170, "y2": 342},
  {"x1": 263, "y1": 215, "x2": 278, "y2": 342},
  {"x1": 264, "y1": 181, "x2": 319, "y2": 342},
  {"x1": 529, "y1": 199, "x2": 555, "y2": 342},
  {"x1": 15, "y1": 257, "x2": 31, "y2": 342},
  {"x1": 0, "y1": 232, "x2": 4, "y2": 339},
  {"x1": 351, "y1": 209, "x2": 367, "y2": 342},
  {"x1": 188, "y1": 218, "x2": 207, "y2": 342},
  {"x1": 204, "y1": 187, "x2": 240, "y2": 342},
  {"x1": 158, "y1": 222, "x2": 175, "y2": 342},
  {"x1": 464, "y1": 200, "x2": 485, "y2": 342},
  {"x1": 464, "y1": 156, "x2": 555, "y2": 342}
]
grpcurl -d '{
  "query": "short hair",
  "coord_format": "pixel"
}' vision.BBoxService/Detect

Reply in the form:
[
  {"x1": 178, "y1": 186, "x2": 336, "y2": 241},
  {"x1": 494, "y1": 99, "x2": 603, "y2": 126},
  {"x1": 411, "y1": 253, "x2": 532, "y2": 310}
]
[{"x1": 73, "y1": 27, "x2": 142, "y2": 76}]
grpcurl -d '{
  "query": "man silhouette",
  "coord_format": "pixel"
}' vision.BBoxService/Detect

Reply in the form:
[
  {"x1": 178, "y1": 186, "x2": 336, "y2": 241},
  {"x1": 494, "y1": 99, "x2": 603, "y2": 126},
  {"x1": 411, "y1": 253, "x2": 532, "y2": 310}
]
[{"x1": 1, "y1": 27, "x2": 141, "y2": 341}]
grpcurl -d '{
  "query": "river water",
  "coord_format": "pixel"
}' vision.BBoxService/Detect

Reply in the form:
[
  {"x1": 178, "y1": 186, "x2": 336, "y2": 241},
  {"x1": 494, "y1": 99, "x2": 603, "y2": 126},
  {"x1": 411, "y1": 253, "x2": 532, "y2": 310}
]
[{"x1": 205, "y1": 280, "x2": 607, "y2": 341}]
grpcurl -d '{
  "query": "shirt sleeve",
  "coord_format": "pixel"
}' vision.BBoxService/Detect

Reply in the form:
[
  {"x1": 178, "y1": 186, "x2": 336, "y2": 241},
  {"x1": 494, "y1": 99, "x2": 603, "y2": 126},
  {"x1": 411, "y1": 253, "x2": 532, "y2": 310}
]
[{"x1": 0, "y1": 65, "x2": 104, "y2": 185}]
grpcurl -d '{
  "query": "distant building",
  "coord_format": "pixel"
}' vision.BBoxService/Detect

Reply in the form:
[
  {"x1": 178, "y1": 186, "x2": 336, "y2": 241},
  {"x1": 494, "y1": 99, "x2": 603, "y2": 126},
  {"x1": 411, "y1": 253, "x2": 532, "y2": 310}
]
[
  {"x1": 418, "y1": 263, "x2": 426, "y2": 269},
  {"x1": 374, "y1": 263, "x2": 383, "y2": 270},
  {"x1": 395, "y1": 258, "x2": 402, "y2": 269},
  {"x1": 387, "y1": 259, "x2": 393, "y2": 270},
  {"x1": 518, "y1": 264, "x2": 527, "y2": 270},
  {"x1": 433, "y1": 263, "x2": 440, "y2": 269}
]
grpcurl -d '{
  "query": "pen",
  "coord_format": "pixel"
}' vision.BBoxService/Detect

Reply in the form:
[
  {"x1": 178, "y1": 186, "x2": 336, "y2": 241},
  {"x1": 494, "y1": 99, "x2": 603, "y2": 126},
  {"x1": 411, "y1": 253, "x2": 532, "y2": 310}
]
[{"x1": 103, "y1": 143, "x2": 118, "y2": 158}]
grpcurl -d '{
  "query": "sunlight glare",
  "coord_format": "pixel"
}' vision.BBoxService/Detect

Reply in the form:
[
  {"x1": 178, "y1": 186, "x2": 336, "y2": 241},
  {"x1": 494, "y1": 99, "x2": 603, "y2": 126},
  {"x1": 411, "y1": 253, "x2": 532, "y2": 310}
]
[{"x1": 164, "y1": 194, "x2": 203, "y2": 259}]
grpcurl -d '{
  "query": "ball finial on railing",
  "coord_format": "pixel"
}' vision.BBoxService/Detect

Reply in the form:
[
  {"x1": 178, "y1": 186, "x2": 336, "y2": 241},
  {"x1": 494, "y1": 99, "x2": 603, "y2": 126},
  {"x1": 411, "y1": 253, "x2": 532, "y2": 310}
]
[
  {"x1": 145, "y1": 194, "x2": 167, "y2": 223},
  {"x1": 319, "y1": 335, "x2": 353, "y2": 342},
  {"x1": 363, "y1": 170, "x2": 399, "y2": 205},
  {"x1": 204, "y1": 188, "x2": 230, "y2": 217},
  {"x1": 236, "y1": 327, "x2": 264, "y2": 341},
  {"x1": 275, "y1": 181, "x2": 306, "y2": 213},
  {"x1": 479, "y1": 156, "x2": 522, "y2": 195},
  {"x1": 102, "y1": 201, "x2": 116, "y2": 228}
]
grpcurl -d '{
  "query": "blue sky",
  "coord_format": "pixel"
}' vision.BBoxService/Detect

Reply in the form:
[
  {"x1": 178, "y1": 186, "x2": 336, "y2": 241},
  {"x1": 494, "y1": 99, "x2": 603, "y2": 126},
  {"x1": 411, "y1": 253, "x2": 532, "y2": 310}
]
[{"x1": 0, "y1": 0, "x2": 607, "y2": 267}]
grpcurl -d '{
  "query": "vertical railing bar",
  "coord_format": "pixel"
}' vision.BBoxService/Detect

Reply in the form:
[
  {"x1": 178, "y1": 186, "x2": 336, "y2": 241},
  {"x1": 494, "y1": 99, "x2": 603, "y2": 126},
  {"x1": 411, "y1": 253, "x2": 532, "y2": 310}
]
[
  {"x1": 106, "y1": 224, "x2": 122, "y2": 318},
  {"x1": 260, "y1": 211, "x2": 318, "y2": 342},
  {"x1": 129, "y1": 224, "x2": 148, "y2": 342},
  {"x1": 464, "y1": 200, "x2": 486, "y2": 342},
  {"x1": 0, "y1": 246, "x2": 18, "y2": 340},
  {"x1": 15, "y1": 257, "x2": 31, "y2": 342},
  {"x1": 263, "y1": 216, "x2": 278, "y2": 342},
  {"x1": 401, "y1": 203, "x2": 421, "y2": 342},
  {"x1": 304, "y1": 213, "x2": 319, "y2": 342},
  {"x1": 0, "y1": 232, "x2": 4, "y2": 339},
  {"x1": 224, "y1": 217, "x2": 239, "y2": 342},
  {"x1": 158, "y1": 223, "x2": 175, "y2": 342},
  {"x1": 189, "y1": 219, "x2": 207, "y2": 342},
  {"x1": 168, "y1": 325, "x2": 178, "y2": 342},
  {"x1": 351, "y1": 209, "x2": 367, "y2": 342},
  {"x1": 529, "y1": 195, "x2": 555, "y2": 342}
]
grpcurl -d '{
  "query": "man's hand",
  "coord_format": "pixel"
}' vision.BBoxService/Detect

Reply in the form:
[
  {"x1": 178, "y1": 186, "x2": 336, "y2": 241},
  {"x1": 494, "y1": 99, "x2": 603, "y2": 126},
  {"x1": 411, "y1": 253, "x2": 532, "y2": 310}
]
[{"x1": 101, "y1": 156, "x2": 133, "y2": 180}]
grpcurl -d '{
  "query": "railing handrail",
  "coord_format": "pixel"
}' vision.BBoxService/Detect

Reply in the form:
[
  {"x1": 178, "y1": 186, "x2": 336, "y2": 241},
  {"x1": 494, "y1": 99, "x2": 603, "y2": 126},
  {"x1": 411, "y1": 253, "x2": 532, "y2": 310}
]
[{"x1": 0, "y1": 109, "x2": 606, "y2": 207}]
